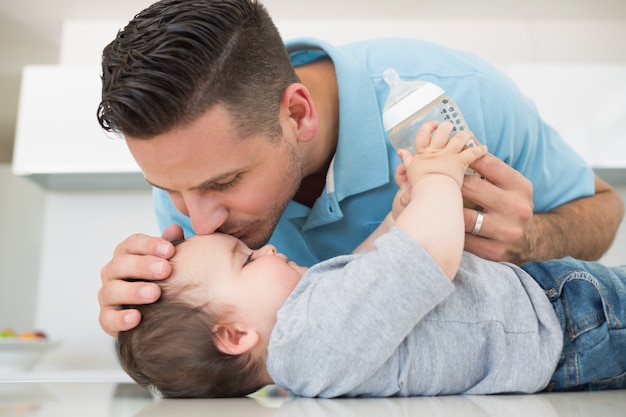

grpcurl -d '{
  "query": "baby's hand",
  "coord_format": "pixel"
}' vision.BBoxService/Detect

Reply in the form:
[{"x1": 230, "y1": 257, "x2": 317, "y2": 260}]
[
  {"x1": 392, "y1": 162, "x2": 411, "y2": 220},
  {"x1": 398, "y1": 121, "x2": 487, "y2": 188}
]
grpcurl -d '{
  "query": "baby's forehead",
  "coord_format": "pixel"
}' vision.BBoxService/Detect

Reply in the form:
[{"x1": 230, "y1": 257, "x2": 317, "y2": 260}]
[
  {"x1": 172, "y1": 234, "x2": 226, "y2": 260},
  {"x1": 178, "y1": 233, "x2": 234, "y2": 249},
  {"x1": 170, "y1": 233, "x2": 234, "y2": 279},
  {"x1": 165, "y1": 253, "x2": 209, "y2": 304}
]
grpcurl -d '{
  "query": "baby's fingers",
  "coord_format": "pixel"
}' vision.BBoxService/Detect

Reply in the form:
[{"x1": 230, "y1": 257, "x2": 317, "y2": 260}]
[
  {"x1": 394, "y1": 160, "x2": 409, "y2": 189},
  {"x1": 447, "y1": 130, "x2": 477, "y2": 152},
  {"x1": 461, "y1": 144, "x2": 488, "y2": 165},
  {"x1": 413, "y1": 121, "x2": 439, "y2": 151},
  {"x1": 429, "y1": 121, "x2": 454, "y2": 147},
  {"x1": 397, "y1": 148, "x2": 413, "y2": 169}
]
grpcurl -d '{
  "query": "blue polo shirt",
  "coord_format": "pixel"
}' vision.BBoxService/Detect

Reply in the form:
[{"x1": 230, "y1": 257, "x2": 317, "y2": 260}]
[{"x1": 153, "y1": 38, "x2": 594, "y2": 266}]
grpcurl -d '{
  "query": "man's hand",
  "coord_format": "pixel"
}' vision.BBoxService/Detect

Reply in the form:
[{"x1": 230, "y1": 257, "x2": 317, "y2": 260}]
[
  {"x1": 461, "y1": 153, "x2": 624, "y2": 264},
  {"x1": 461, "y1": 152, "x2": 535, "y2": 264},
  {"x1": 97, "y1": 224, "x2": 184, "y2": 337}
]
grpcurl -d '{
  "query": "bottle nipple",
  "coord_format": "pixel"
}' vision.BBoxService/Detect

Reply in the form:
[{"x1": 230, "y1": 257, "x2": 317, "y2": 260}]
[
  {"x1": 382, "y1": 68, "x2": 444, "y2": 131},
  {"x1": 383, "y1": 68, "x2": 409, "y2": 107}
]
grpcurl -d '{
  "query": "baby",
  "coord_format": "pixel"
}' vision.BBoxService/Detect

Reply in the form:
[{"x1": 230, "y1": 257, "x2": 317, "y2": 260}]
[{"x1": 117, "y1": 122, "x2": 626, "y2": 398}]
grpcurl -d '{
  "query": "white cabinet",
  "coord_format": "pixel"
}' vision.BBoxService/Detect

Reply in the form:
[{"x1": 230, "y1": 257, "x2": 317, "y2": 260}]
[
  {"x1": 12, "y1": 63, "x2": 626, "y2": 188},
  {"x1": 506, "y1": 63, "x2": 626, "y2": 168},
  {"x1": 12, "y1": 65, "x2": 146, "y2": 189},
  {"x1": 505, "y1": 63, "x2": 626, "y2": 184}
]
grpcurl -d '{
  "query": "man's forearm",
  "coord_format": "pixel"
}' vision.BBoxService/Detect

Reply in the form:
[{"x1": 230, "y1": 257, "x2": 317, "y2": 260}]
[{"x1": 528, "y1": 176, "x2": 623, "y2": 263}]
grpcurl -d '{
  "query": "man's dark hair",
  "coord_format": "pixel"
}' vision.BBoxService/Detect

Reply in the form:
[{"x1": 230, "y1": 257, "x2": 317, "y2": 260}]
[{"x1": 98, "y1": 0, "x2": 298, "y2": 139}]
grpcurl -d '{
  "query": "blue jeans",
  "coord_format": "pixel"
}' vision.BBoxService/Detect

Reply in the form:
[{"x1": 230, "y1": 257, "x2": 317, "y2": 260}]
[{"x1": 521, "y1": 257, "x2": 626, "y2": 391}]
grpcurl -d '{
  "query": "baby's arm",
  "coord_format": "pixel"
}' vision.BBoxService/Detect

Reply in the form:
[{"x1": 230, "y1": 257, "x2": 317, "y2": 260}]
[{"x1": 395, "y1": 121, "x2": 487, "y2": 278}]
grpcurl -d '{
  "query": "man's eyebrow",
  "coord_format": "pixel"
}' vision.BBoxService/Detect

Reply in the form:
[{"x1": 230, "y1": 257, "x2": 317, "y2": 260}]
[
  {"x1": 144, "y1": 179, "x2": 172, "y2": 193},
  {"x1": 144, "y1": 170, "x2": 241, "y2": 193}
]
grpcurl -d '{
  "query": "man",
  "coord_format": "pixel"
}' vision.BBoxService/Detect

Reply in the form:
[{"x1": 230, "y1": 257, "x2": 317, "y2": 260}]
[{"x1": 97, "y1": 0, "x2": 623, "y2": 336}]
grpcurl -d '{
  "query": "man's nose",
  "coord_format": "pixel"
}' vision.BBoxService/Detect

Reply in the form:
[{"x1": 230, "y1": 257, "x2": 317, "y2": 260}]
[{"x1": 185, "y1": 194, "x2": 228, "y2": 235}]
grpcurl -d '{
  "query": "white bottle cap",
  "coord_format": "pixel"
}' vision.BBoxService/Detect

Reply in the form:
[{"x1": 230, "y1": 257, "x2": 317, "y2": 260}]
[{"x1": 382, "y1": 82, "x2": 445, "y2": 131}]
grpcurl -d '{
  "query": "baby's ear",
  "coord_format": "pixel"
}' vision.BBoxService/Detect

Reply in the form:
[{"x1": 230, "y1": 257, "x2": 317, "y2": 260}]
[{"x1": 212, "y1": 323, "x2": 260, "y2": 355}]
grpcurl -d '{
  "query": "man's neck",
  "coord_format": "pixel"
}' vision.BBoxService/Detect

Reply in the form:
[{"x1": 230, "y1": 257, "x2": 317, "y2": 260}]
[{"x1": 293, "y1": 58, "x2": 339, "y2": 207}]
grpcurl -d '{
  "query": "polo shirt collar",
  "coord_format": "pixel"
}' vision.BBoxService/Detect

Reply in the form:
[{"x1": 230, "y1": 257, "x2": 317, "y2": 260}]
[{"x1": 286, "y1": 38, "x2": 390, "y2": 227}]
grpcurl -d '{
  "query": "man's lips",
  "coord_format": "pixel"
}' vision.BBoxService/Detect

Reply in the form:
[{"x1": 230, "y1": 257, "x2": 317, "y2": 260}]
[{"x1": 221, "y1": 226, "x2": 246, "y2": 239}]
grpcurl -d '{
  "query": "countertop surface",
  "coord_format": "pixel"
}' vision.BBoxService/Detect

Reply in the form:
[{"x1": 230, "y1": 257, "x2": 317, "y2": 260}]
[{"x1": 1, "y1": 382, "x2": 625, "y2": 417}]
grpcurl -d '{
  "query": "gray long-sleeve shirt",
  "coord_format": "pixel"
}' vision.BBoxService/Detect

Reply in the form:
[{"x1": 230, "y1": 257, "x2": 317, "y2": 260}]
[{"x1": 267, "y1": 227, "x2": 562, "y2": 398}]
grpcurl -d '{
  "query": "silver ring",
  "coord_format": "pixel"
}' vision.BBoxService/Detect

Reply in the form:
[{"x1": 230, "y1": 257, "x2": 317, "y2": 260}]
[{"x1": 471, "y1": 212, "x2": 484, "y2": 235}]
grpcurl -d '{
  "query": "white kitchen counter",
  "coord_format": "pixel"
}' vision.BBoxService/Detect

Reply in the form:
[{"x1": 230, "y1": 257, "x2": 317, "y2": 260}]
[
  {"x1": 1, "y1": 369, "x2": 132, "y2": 383},
  {"x1": 1, "y1": 382, "x2": 625, "y2": 417}
]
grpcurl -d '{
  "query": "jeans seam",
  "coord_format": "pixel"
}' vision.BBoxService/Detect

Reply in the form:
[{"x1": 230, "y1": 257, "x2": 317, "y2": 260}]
[{"x1": 567, "y1": 352, "x2": 580, "y2": 387}]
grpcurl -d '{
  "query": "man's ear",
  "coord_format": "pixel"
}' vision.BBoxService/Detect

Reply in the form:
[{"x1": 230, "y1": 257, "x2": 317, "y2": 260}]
[
  {"x1": 281, "y1": 83, "x2": 318, "y2": 143},
  {"x1": 212, "y1": 323, "x2": 260, "y2": 355}
]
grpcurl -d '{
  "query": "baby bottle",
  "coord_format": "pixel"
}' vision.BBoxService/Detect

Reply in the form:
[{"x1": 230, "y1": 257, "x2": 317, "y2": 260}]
[{"x1": 382, "y1": 68, "x2": 472, "y2": 153}]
